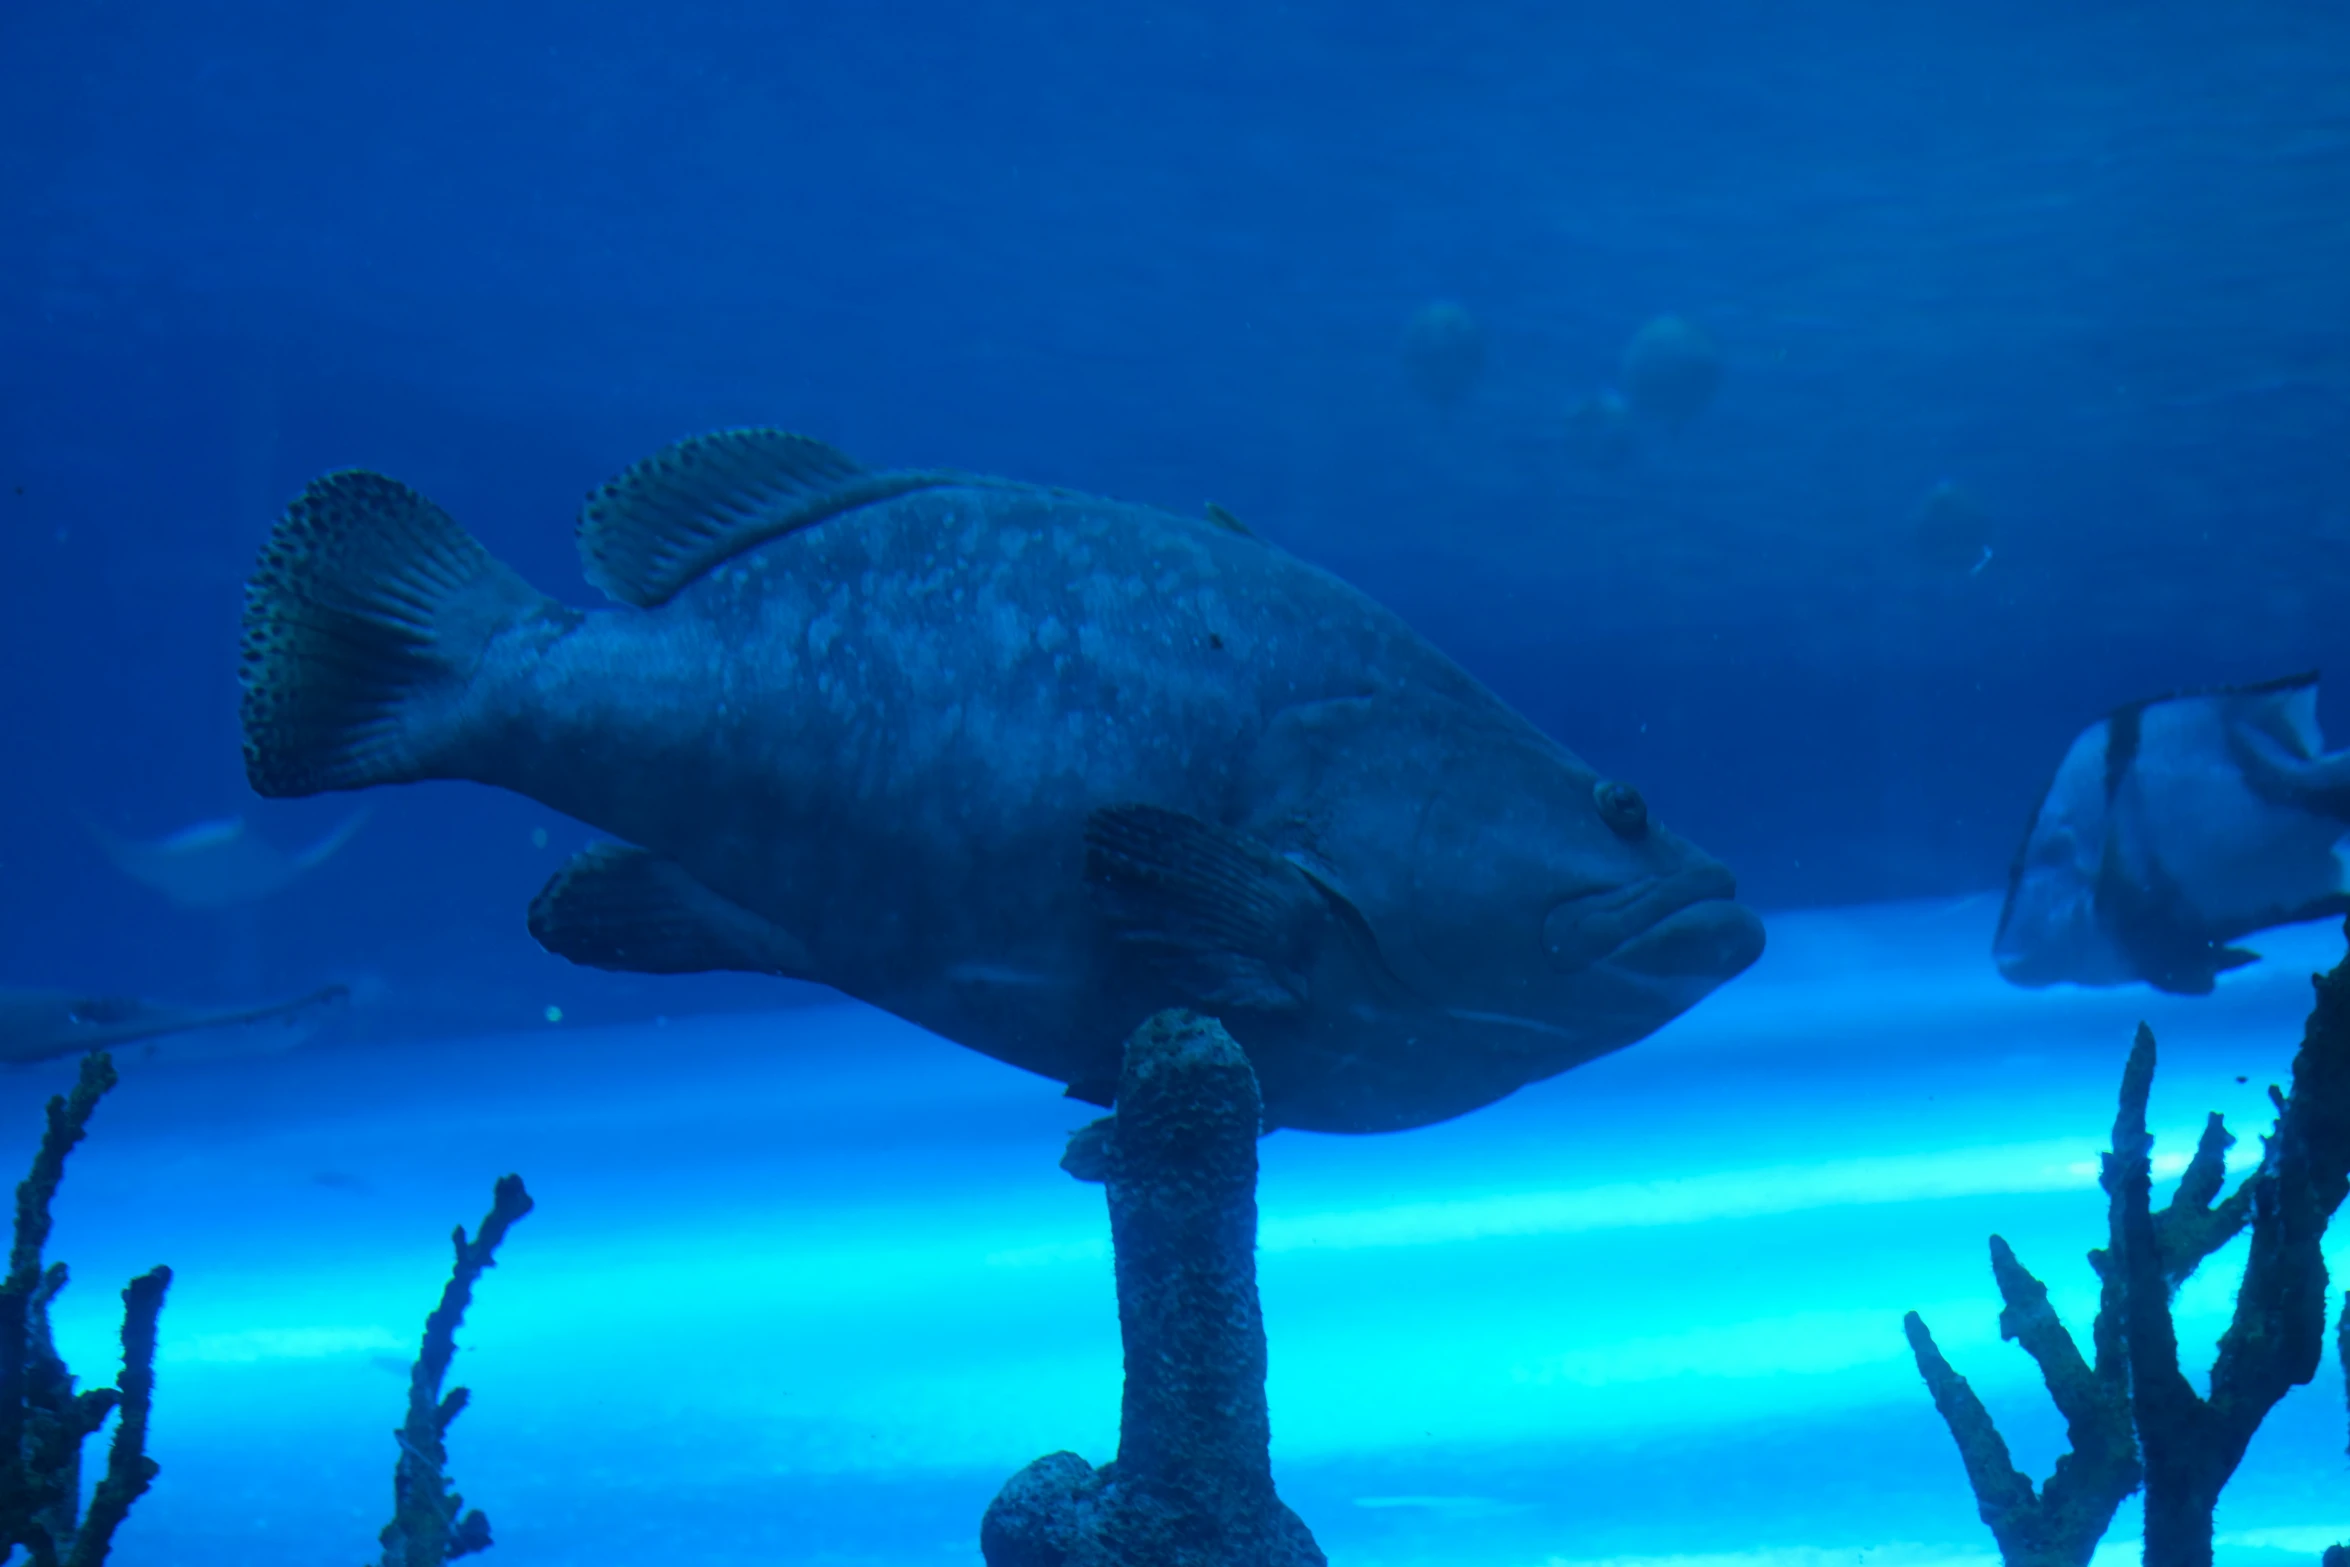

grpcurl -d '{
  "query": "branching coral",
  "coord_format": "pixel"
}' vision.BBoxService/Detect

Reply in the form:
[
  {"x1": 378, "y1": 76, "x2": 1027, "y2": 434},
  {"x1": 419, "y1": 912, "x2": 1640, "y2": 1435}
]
[
  {"x1": 0, "y1": 1051, "x2": 536, "y2": 1567},
  {"x1": 2113, "y1": 954, "x2": 2350, "y2": 1562},
  {"x1": 1910, "y1": 919, "x2": 2350, "y2": 1567},
  {"x1": 376, "y1": 1174, "x2": 533, "y2": 1567},
  {"x1": 0, "y1": 1052, "x2": 169, "y2": 1567}
]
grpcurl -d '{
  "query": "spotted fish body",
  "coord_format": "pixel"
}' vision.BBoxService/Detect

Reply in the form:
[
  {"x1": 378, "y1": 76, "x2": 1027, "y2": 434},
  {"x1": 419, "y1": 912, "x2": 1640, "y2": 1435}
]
[{"x1": 241, "y1": 431, "x2": 1763, "y2": 1131}]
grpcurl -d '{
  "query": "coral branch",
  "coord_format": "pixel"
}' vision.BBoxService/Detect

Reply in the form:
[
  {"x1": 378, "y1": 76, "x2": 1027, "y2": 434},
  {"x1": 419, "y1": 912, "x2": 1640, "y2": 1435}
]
[
  {"x1": 2107, "y1": 1025, "x2": 2218, "y2": 1562},
  {"x1": 1903, "y1": 1235, "x2": 2137, "y2": 1567},
  {"x1": 2339, "y1": 1292, "x2": 2350, "y2": 1458},
  {"x1": 1990, "y1": 1238, "x2": 2137, "y2": 1540},
  {"x1": 1901, "y1": 1313, "x2": 2036, "y2": 1540},
  {"x1": 2153, "y1": 1115, "x2": 2253, "y2": 1289},
  {"x1": 1917, "y1": 963, "x2": 2340, "y2": 1567},
  {"x1": 0, "y1": 1053, "x2": 170, "y2": 1566},
  {"x1": 2331, "y1": 1291, "x2": 2350, "y2": 1567},
  {"x1": 10, "y1": 1057, "x2": 117, "y2": 1293},
  {"x1": 65, "y1": 1266, "x2": 170, "y2": 1567},
  {"x1": 378, "y1": 1174, "x2": 533, "y2": 1567},
  {"x1": 2106, "y1": 923, "x2": 2350, "y2": 1567}
]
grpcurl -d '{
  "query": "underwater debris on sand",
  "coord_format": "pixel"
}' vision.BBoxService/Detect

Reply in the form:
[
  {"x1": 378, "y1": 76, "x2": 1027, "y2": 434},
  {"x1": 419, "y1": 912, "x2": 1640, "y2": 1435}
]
[
  {"x1": 1907, "y1": 916, "x2": 2350, "y2": 1567},
  {"x1": 982, "y1": 1010, "x2": 1324, "y2": 1567},
  {"x1": 377, "y1": 1173, "x2": 533, "y2": 1567},
  {"x1": 0, "y1": 1052, "x2": 171, "y2": 1565}
]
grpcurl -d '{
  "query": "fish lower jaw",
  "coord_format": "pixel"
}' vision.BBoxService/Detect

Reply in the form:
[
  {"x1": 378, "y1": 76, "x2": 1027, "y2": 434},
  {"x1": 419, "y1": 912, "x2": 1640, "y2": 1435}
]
[
  {"x1": 1544, "y1": 865, "x2": 1742, "y2": 973},
  {"x1": 1602, "y1": 899, "x2": 1766, "y2": 982}
]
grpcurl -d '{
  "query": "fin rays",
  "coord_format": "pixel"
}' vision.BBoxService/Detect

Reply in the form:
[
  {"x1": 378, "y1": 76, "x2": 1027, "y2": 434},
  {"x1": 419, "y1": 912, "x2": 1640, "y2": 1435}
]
[{"x1": 577, "y1": 429, "x2": 957, "y2": 608}]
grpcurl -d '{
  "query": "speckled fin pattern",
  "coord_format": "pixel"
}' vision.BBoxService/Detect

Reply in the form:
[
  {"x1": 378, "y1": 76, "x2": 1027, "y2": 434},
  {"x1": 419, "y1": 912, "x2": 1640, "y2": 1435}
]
[
  {"x1": 576, "y1": 427, "x2": 958, "y2": 608},
  {"x1": 527, "y1": 843, "x2": 816, "y2": 979}
]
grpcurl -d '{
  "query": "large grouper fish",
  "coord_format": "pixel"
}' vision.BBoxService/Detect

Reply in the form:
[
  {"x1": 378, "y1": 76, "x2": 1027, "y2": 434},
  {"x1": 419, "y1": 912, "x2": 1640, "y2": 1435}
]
[{"x1": 238, "y1": 429, "x2": 1763, "y2": 1131}]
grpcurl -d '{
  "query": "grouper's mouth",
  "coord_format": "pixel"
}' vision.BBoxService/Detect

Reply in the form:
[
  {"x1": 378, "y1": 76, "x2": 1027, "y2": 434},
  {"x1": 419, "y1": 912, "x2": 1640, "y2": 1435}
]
[
  {"x1": 1442, "y1": 870, "x2": 1762, "y2": 1060},
  {"x1": 1543, "y1": 863, "x2": 1756, "y2": 977},
  {"x1": 1607, "y1": 894, "x2": 1766, "y2": 981}
]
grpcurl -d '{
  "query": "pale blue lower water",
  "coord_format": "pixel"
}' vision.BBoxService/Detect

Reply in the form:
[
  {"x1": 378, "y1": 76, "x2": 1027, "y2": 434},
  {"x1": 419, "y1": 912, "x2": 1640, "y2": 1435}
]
[{"x1": 23, "y1": 899, "x2": 2350, "y2": 1566}]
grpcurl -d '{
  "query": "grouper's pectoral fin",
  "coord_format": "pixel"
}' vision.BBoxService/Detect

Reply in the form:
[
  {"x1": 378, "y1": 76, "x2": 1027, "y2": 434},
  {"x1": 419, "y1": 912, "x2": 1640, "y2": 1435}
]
[
  {"x1": 1083, "y1": 803, "x2": 1324, "y2": 1013},
  {"x1": 528, "y1": 845, "x2": 815, "y2": 979},
  {"x1": 577, "y1": 429, "x2": 957, "y2": 609}
]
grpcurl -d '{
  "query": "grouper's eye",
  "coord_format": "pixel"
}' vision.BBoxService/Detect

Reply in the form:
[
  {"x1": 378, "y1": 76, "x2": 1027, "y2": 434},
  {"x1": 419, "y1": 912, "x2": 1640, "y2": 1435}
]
[{"x1": 1594, "y1": 780, "x2": 1648, "y2": 839}]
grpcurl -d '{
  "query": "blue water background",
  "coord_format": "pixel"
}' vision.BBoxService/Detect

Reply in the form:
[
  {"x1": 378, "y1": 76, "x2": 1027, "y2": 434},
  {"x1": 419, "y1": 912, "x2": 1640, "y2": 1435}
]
[{"x1": 2, "y1": 1, "x2": 2349, "y2": 1562}]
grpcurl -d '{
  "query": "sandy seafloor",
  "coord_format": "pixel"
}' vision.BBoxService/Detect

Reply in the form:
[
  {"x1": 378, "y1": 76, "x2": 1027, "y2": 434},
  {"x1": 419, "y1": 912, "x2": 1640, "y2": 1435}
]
[{"x1": 19, "y1": 898, "x2": 2350, "y2": 1567}]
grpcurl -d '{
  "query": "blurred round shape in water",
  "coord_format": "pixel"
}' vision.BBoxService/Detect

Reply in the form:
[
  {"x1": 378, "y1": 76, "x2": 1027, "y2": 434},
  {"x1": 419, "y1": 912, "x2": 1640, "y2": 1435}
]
[
  {"x1": 1564, "y1": 388, "x2": 1638, "y2": 468},
  {"x1": 1620, "y1": 314, "x2": 1723, "y2": 425},
  {"x1": 1401, "y1": 300, "x2": 1486, "y2": 407},
  {"x1": 1912, "y1": 479, "x2": 1996, "y2": 574}
]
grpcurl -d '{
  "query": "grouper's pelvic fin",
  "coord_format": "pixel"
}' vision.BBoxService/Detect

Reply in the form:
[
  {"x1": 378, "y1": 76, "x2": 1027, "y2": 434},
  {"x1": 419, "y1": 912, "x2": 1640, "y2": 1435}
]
[
  {"x1": 528, "y1": 844, "x2": 816, "y2": 978},
  {"x1": 578, "y1": 428, "x2": 956, "y2": 608},
  {"x1": 240, "y1": 470, "x2": 561, "y2": 797}
]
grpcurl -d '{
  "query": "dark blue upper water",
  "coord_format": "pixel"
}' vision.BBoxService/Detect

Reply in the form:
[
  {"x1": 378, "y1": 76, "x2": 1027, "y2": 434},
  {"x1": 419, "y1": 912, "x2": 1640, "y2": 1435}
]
[{"x1": 5, "y1": 0, "x2": 2344, "y2": 1031}]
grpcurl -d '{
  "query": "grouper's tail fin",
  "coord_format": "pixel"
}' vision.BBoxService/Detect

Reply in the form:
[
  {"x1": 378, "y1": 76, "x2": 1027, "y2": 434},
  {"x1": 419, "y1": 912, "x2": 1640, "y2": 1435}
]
[{"x1": 240, "y1": 471, "x2": 554, "y2": 797}]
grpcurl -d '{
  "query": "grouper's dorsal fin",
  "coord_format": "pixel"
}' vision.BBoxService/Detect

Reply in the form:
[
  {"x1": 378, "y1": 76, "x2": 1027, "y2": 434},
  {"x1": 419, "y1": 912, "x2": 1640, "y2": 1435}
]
[
  {"x1": 579, "y1": 429, "x2": 953, "y2": 608},
  {"x1": 527, "y1": 843, "x2": 815, "y2": 979}
]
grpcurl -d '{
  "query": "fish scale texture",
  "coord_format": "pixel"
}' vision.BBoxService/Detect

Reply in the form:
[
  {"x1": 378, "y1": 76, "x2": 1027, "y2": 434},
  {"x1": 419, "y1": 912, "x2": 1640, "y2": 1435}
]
[{"x1": 982, "y1": 1010, "x2": 1324, "y2": 1567}]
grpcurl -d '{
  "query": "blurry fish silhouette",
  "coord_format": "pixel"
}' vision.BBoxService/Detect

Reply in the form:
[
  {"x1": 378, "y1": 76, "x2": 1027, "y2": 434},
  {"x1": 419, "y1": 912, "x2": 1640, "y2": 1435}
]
[
  {"x1": 84, "y1": 810, "x2": 367, "y2": 909},
  {"x1": 1562, "y1": 388, "x2": 1638, "y2": 469},
  {"x1": 1618, "y1": 314, "x2": 1722, "y2": 426},
  {"x1": 1995, "y1": 673, "x2": 2350, "y2": 993},
  {"x1": 1401, "y1": 301, "x2": 1485, "y2": 407},
  {"x1": 1912, "y1": 479, "x2": 1995, "y2": 577},
  {"x1": 0, "y1": 982, "x2": 348, "y2": 1065}
]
